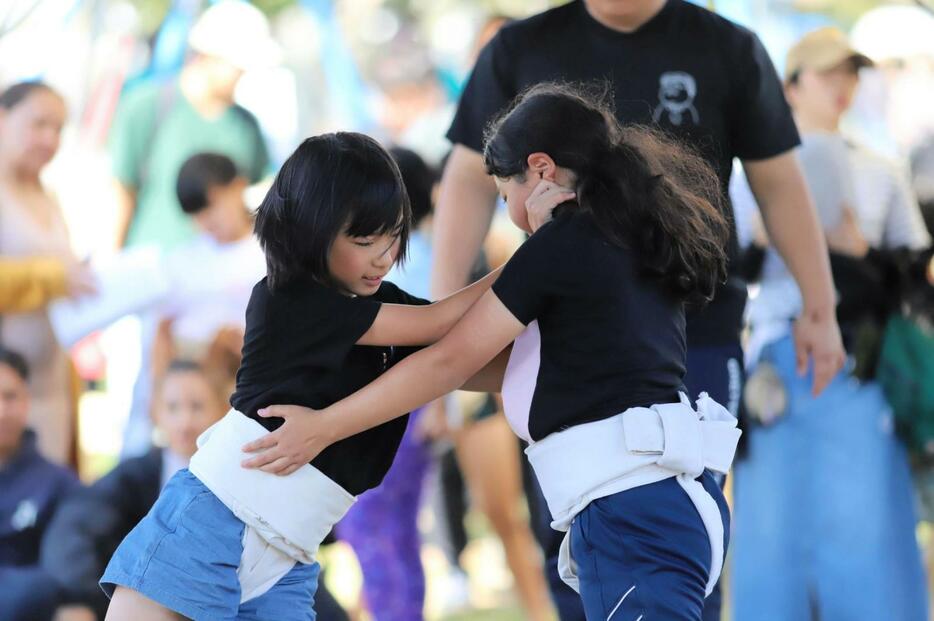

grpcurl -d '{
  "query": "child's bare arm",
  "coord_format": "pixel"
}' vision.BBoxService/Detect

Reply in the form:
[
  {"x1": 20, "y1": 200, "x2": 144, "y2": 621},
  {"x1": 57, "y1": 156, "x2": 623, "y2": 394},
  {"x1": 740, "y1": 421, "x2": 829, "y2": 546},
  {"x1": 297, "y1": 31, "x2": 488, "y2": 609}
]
[
  {"x1": 359, "y1": 182, "x2": 572, "y2": 348},
  {"x1": 242, "y1": 291, "x2": 524, "y2": 474},
  {"x1": 357, "y1": 265, "x2": 503, "y2": 347}
]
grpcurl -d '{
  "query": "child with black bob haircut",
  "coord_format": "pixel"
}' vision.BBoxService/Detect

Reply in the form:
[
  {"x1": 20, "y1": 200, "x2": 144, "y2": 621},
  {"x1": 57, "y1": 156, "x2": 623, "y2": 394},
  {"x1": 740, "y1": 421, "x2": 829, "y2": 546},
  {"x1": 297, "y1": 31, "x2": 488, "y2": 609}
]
[{"x1": 101, "y1": 132, "x2": 505, "y2": 621}]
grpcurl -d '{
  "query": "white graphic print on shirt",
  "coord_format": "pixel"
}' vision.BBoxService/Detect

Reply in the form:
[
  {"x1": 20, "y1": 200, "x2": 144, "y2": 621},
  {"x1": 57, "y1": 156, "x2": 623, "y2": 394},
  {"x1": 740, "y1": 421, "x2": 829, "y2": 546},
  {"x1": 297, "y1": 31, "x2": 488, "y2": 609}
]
[{"x1": 653, "y1": 72, "x2": 700, "y2": 126}]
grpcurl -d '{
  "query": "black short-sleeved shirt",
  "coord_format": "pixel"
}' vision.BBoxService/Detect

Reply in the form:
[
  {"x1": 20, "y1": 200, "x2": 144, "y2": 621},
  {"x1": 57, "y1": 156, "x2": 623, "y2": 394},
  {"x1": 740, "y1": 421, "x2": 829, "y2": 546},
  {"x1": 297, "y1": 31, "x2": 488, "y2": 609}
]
[
  {"x1": 231, "y1": 277, "x2": 429, "y2": 495},
  {"x1": 492, "y1": 211, "x2": 686, "y2": 442},
  {"x1": 449, "y1": 0, "x2": 800, "y2": 346}
]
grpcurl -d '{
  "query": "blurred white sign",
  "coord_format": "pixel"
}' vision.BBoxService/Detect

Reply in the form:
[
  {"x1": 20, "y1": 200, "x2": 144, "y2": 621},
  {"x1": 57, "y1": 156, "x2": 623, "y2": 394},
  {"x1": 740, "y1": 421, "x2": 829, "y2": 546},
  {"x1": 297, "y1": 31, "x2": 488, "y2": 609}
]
[{"x1": 49, "y1": 246, "x2": 170, "y2": 348}]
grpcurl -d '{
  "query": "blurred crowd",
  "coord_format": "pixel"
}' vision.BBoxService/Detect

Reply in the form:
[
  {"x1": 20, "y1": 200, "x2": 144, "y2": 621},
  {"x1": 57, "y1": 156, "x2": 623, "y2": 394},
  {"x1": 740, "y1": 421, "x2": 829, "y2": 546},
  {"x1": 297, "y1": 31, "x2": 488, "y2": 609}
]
[{"x1": 1, "y1": 1, "x2": 933, "y2": 620}]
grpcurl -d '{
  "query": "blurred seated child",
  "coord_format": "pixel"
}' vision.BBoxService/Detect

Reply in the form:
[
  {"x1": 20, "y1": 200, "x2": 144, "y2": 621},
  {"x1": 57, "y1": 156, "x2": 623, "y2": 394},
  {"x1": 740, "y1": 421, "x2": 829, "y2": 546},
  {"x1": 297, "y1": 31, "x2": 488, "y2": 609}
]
[
  {"x1": 40, "y1": 359, "x2": 229, "y2": 620},
  {"x1": 43, "y1": 359, "x2": 348, "y2": 621},
  {"x1": 0, "y1": 347, "x2": 79, "y2": 621},
  {"x1": 154, "y1": 152, "x2": 265, "y2": 383}
]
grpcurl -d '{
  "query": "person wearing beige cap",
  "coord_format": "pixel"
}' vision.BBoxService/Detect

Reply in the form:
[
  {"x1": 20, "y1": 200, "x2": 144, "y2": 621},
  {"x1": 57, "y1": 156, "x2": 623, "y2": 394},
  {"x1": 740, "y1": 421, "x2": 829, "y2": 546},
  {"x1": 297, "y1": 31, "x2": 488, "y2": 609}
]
[
  {"x1": 108, "y1": 1, "x2": 275, "y2": 472},
  {"x1": 731, "y1": 26, "x2": 930, "y2": 621},
  {"x1": 785, "y1": 27, "x2": 872, "y2": 83},
  {"x1": 783, "y1": 27, "x2": 874, "y2": 132}
]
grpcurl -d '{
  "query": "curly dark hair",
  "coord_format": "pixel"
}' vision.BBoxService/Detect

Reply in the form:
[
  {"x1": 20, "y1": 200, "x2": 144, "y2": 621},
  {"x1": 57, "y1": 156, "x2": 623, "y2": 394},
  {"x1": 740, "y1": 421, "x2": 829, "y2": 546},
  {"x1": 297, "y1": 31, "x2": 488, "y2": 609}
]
[{"x1": 483, "y1": 82, "x2": 729, "y2": 304}]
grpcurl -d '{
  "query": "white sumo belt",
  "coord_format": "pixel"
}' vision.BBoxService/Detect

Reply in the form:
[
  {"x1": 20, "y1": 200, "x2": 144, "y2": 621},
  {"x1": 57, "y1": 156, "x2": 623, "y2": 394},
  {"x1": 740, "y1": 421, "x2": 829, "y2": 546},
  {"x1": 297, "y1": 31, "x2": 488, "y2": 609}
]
[
  {"x1": 189, "y1": 410, "x2": 356, "y2": 603},
  {"x1": 526, "y1": 392, "x2": 741, "y2": 597}
]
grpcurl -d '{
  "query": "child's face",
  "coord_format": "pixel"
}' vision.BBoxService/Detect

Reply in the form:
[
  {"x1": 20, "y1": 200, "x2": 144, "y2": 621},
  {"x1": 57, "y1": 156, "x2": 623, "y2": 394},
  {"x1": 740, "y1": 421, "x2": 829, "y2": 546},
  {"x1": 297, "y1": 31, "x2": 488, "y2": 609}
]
[
  {"x1": 155, "y1": 370, "x2": 226, "y2": 459},
  {"x1": 495, "y1": 174, "x2": 538, "y2": 234},
  {"x1": 0, "y1": 364, "x2": 29, "y2": 456},
  {"x1": 327, "y1": 230, "x2": 400, "y2": 296},
  {"x1": 193, "y1": 178, "x2": 250, "y2": 244}
]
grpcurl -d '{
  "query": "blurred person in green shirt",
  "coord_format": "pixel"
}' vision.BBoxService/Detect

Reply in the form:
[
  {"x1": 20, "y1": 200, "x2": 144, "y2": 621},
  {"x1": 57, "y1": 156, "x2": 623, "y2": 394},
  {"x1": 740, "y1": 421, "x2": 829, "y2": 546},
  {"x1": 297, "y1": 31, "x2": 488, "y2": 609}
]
[
  {"x1": 110, "y1": 0, "x2": 276, "y2": 251},
  {"x1": 110, "y1": 0, "x2": 277, "y2": 458}
]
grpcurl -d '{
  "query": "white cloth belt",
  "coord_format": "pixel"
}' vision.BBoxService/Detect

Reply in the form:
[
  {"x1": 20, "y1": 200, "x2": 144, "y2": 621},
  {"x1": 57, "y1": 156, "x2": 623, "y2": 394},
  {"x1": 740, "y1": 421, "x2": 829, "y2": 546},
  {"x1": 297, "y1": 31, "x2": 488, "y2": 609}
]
[
  {"x1": 527, "y1": 393, "x2": 741, "y2": 598},
  {"x1": 189, "y1": 410, "x2": 356, "y2": 603}
]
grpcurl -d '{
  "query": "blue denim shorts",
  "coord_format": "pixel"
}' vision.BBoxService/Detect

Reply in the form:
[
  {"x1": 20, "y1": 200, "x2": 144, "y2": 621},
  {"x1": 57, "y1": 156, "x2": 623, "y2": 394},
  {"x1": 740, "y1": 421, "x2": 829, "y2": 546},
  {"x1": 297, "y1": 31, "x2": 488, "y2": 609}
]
[{"x1": 101, "y1": 469, "x2": 320, "y2": 620}]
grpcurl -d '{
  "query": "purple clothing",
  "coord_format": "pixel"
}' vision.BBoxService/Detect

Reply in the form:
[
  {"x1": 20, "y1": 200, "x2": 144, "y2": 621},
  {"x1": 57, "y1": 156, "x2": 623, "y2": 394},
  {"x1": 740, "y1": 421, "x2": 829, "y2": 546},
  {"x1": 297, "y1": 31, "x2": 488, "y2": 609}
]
[{"x1": 337, "y1": 410, "x2": 430, "y2": 621}]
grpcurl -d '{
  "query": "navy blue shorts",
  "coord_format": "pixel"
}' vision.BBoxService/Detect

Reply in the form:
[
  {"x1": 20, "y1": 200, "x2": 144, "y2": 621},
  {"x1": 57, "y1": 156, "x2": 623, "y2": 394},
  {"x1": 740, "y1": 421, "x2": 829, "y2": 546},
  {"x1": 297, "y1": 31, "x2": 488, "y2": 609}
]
[{"x1": 570, "y1": 472, "x2": 729, "y2": 621}]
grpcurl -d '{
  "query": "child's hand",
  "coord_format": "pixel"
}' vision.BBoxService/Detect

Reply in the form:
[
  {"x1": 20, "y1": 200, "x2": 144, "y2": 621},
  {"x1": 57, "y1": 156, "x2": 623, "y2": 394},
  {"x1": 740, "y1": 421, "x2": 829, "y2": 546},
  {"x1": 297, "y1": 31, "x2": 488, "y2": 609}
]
[
  {"x1": 526, "y1": 179, "x2": 576, "y2": 232},
  {"x1": 240, "y1": 405, "x2": 337, "y2": 475}
]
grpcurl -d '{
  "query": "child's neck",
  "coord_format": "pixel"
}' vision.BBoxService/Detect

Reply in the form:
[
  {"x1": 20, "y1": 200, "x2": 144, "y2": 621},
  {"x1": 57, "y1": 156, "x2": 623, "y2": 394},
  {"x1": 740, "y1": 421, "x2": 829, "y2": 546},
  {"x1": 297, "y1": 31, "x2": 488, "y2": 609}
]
[
  {"x1": 230, "y1": 218, "x2": 253, "y2": 243},
  {"x1": 215, "y1": 210, "x2": 254, "y2": 245}
]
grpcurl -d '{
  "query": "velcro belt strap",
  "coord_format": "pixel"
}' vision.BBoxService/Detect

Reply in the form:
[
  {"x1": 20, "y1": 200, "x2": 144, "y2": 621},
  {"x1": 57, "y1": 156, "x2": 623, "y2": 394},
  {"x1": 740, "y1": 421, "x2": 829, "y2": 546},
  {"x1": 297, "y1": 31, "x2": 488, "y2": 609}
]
[{"x1": 622, "y1": 395, "x2": 741, "y2": 478}]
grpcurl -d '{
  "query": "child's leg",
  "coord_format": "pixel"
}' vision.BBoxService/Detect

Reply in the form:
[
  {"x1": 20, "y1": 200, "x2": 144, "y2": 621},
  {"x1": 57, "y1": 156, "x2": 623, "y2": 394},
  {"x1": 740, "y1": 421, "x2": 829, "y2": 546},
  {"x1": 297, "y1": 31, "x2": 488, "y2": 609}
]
[
  {"x1": 101, "y1": 470, "x2": 249, "y2": 619},
  {"x1": 569, "y1": 475, "x2": 725, "y2": 621},
  {"x1": 455, "y1": 414, "x2": 555, "y2": 621},
  {"x1": 104, "y1": 587, "x2": 185, "y2": 621},
  {"x1": 338, "y1": 412, "x2": 430, "y2": 620}
]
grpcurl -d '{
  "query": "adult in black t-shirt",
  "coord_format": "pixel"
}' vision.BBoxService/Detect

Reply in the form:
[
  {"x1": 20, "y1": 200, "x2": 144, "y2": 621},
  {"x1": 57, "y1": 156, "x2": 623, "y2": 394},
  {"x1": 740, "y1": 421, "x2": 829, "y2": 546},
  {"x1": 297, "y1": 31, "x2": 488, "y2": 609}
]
[{"x1": 433, "y1": 1, "x2": 844, "y2": 619}]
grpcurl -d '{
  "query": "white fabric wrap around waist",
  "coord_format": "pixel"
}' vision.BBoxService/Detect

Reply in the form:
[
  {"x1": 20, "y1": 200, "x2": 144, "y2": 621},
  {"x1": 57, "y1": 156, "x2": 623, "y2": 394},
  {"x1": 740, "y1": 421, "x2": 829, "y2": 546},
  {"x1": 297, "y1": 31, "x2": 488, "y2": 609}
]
[
  {"x1": 188, "y1": 410, "x2": 356, "y2": 603},
  {"x1": 526, "y1": 393, "x2": 741, "y2": 598}
]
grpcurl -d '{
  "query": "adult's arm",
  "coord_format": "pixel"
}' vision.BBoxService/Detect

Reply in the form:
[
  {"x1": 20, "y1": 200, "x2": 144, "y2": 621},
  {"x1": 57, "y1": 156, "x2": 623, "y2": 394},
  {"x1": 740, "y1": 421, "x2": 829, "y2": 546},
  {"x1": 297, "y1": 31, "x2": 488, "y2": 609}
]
[{"x1": 430, "y1": 145, "x2": 499, "y2": 297}]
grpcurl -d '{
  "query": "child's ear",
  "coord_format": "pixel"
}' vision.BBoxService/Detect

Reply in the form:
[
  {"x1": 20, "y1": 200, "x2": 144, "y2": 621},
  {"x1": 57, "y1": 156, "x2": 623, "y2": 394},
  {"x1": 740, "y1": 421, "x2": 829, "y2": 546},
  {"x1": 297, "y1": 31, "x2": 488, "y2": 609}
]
[{"x1": 527, "y1": 152, "x2": 557, "y2": 182}]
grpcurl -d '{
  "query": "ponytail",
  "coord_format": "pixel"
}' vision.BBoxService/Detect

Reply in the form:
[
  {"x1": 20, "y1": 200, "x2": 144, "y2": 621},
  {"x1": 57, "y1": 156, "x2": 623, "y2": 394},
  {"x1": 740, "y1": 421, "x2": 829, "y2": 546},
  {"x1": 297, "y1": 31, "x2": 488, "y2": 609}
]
[
  {"x1": 580, "y1": 130, "x2": 728, "y2": 303},
  {"x1": 484, "y1": 82, "x2": 729, "y2": 304}
]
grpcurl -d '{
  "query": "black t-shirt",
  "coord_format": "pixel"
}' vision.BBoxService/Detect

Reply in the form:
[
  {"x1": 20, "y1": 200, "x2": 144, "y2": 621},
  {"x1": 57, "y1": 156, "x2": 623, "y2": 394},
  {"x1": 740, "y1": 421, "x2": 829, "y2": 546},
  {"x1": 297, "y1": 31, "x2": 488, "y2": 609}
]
[
  {"x1": 449, "y1": 0, "x2": 800, "y2": 346},
  {"x1": 492, "y1": 211, "x2": 686, "y2": 442},
  {"x1": 231, "y1": 277, "x2": 429, "y2": 495}
]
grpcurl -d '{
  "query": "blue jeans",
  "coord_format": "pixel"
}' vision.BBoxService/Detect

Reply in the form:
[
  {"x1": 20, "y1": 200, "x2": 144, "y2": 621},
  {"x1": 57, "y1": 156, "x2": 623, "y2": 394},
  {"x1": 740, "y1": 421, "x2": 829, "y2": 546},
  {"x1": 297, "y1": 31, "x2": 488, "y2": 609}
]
[{"x1": 732, "y1": 336, "x2": 928, "y2": 620}]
